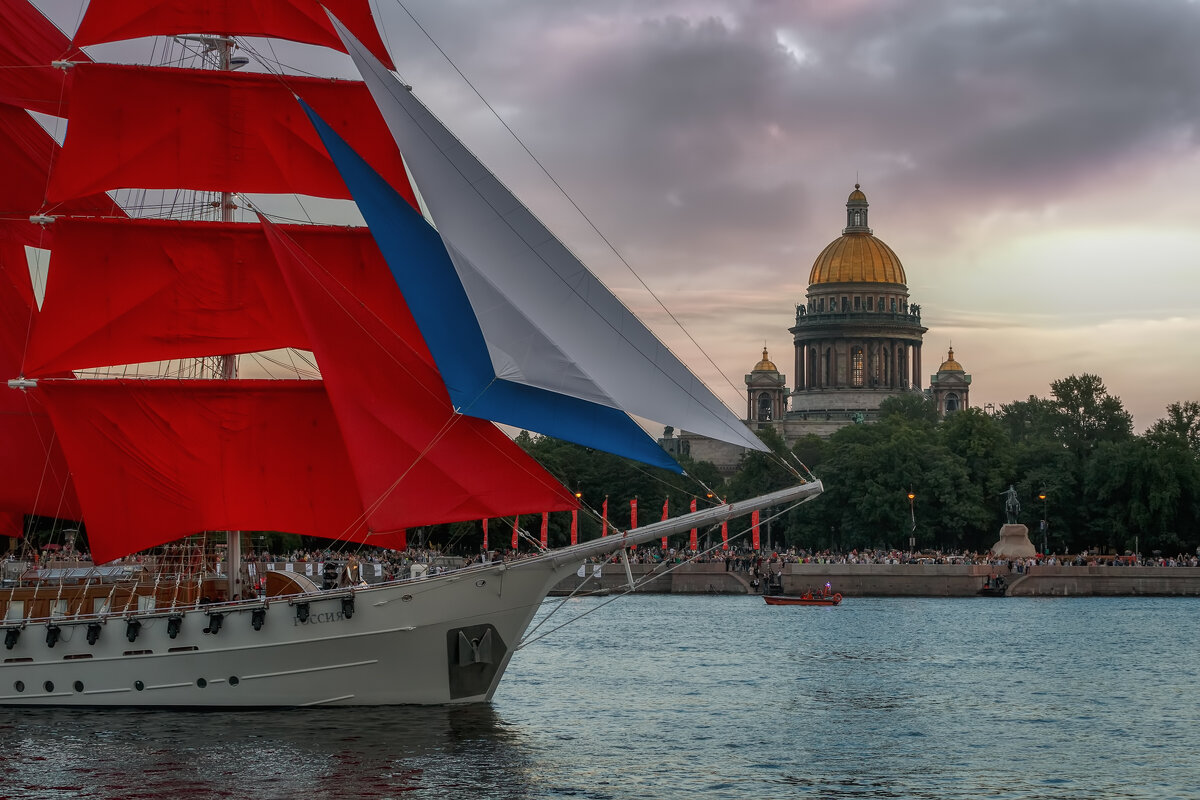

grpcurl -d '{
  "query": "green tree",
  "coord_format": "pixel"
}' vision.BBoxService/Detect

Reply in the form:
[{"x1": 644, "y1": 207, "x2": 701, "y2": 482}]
[
  {"x1": 1050, "y1": 374, "x2": 1134, "y2": 452},
  {"x1": 878, "y1": 392, "x2": 939, "y2": 425},
  {"x1": 1085, "y1": 436, "x2": 1200, "y2": 555},
  {"x1": 1147, "y1": 401, "x2": 1200, "y2": 453}
]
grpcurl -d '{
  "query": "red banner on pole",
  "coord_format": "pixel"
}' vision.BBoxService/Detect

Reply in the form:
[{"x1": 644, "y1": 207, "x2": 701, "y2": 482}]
[
  {"x1": 570, "y1": 508, "x2": 578, "y2": 545},
  {"x1": 661, "y1": 497, "x2": 669, "y2": 549},
  {"x1": 601, "y1": 496, "x2": 608, "y2": 537},
  {"x1": 752, "y1": 509, "x2": 761, "y2": 551},
  {"x1": 721, "y1": 519, "x2": 729, "y2": 550},
  {"x1": 630, "y1": 498, "x2": 637, "y2": 550},
  {"x1": 511, "y1": 515, "x2": 520, "y2": 550},
  {"x1": 482, "y1": 518, "x2": 488, "y2": 550},
  {"x1": 689, "y1": 498, "x2": 698, "y2": 551},
  {"x1": 540, "y1": 511, "x2": 549, "y2": 547}
]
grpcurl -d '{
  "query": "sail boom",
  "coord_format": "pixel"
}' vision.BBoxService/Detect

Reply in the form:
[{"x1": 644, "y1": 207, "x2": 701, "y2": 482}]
[{"x1": 512, "y1": 480, "x2": 826, "y2": 574}]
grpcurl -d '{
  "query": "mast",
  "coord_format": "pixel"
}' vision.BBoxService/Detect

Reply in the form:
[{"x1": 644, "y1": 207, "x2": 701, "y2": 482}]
[{"x1": 215, "y1": 35, "x2": 242, "y2": 601}]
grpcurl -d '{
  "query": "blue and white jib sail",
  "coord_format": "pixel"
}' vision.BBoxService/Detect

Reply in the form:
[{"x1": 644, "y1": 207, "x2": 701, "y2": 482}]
[{"x1": 303, "y1": 14, "x2": 770, "y2": 471}]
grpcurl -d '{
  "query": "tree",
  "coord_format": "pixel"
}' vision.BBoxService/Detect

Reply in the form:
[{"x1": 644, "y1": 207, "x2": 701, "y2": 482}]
[
  {"x1": 939, "y1": 407, "x2": 1015, "y2": 531},
  {"x1": 877, "y1": 392, "x2": 938, "y2": 425},
  {"x1": 789, "y1": 410, "x2": 989, "y2": 552},
  {"x1": 1050, "y1": 374, "x2": 1133, "y2": 452},
  {"x1": 1147, "y1": 401, "x2": 1200, "y2": 453},
  {"x1": 1085, "y1": 437, "x2": 1200, "y2": 554}
]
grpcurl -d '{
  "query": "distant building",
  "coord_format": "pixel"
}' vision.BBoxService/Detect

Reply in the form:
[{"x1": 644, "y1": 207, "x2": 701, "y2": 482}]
[
  {"x1": 677, "y1": 185, "x2": 972, "y2": 473},
  {"x1": 929, "y1": 347, "x2": 971, "y2": 416}
]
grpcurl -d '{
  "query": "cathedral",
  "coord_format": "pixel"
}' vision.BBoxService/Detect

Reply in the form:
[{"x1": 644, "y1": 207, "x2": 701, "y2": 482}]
[{"x1": 676, "y1": 185, "x2": 972, "y2": 471}]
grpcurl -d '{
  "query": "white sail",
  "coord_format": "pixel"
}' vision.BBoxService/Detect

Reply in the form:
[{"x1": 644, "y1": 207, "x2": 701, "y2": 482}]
[{"x1": 329, "y1": 16, "x2": 769, "y2": 454}]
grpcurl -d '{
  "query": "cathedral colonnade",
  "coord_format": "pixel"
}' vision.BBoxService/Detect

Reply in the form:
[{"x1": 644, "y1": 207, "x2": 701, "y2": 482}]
[{"x1": 795, "y1": 339, "x2": 923, "y2": 391}]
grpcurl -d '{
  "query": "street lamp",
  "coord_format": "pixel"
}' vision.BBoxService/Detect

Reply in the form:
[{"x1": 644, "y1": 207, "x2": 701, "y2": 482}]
[
  {"x1": 1038, "y1": 488, "x2": 1047, "y2": 554},
  {"x1": 907, "y1": 490, "x2": 916, "y2": 553}
]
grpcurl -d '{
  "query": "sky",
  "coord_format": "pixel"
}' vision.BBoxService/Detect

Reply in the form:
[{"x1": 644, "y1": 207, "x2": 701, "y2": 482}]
[{"x1": 35, "y1": 0, "x2": 1200, "y2": 432}]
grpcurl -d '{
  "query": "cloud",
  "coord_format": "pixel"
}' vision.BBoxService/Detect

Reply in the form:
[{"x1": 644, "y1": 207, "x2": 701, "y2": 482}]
[{"x1": 36, "y1": 0, "x2": 1198, "y2": 432}]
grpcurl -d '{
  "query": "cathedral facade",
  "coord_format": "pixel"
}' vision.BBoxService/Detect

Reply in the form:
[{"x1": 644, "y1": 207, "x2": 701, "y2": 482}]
[{"x1": 676, "y1": 185, "x2": 971, "y2": 472}]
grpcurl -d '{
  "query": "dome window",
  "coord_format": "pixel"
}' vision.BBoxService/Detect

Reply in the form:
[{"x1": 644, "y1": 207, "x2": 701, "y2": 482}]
[{"x1": 851, "y1": 347, "x2": 864, "y2": 387}]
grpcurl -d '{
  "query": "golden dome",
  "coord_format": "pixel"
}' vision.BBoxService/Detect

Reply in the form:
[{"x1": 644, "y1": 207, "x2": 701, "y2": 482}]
[
  {"x1": 847, "y1": 184, "x2": 867, "y2": 204},
  {"x1": 808, "y1": 233, "x2": 906, "y2": 285},
  {"x1": 938, "y1": 348, "x2": 963, "y2": 372},
  {"x1": 753, "y1": 347, "x2": 778, "y2": 372}
]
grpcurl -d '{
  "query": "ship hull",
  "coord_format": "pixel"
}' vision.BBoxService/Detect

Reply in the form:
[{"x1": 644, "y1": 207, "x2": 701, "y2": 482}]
[
  {"x1": 0, "y1": 482, "x2": 823, "y2": 707},
  {"x1": 0, "y1": 558, "x2": 563, "y2": 707}
]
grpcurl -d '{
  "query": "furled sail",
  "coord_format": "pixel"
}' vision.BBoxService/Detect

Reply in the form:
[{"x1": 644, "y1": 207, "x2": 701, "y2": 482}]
[
  {"x1": 328, "y1": 17, "x2": 771, "y2": 455},
  {"x1": 47, "y1": 65, "x2": 417, "y2": 204},
  {"x1": 72, "y1": 0, "x2": 396, "y2": 70}
]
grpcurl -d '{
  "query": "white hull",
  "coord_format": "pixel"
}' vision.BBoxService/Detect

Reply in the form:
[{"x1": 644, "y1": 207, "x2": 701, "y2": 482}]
[
  {"x1": 0, "y1": 482, "x2": 821, "y2": 706},
  {"x1": 0, "y1": 558, "x2": 559, "y2": 706}
]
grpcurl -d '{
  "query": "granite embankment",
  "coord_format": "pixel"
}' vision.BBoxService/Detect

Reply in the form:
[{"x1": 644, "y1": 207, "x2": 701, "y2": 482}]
[{"x1": 551, "y1": 562, "x2": 1200, "y2": 597}]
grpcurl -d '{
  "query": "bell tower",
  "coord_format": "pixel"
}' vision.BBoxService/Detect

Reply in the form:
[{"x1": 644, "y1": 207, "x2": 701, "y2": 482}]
[{"x1": 745, "y1": 348, "x2": 788, "y2": 424}]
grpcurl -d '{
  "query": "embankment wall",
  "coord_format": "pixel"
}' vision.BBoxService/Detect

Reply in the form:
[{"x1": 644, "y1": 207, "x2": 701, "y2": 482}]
[{"x1": 551, "y1": 562, "x2": 1200, "y2": 597}]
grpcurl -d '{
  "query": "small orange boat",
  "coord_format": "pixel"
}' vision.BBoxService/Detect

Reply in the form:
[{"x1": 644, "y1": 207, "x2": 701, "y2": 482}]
[{"x1": 763, "y1": 585, "x2": 842, "y2": 606}]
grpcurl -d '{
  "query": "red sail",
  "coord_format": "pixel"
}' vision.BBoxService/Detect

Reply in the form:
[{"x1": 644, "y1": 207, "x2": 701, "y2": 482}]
[
  {"x1": 73, "y1": 0, "x2": 395, "y2": 70},
  {"x1": 47, "y1": 64, "x2": 416, "y2": 204},
  {"x1": 0, "y1": 104, "x2": 122, "y2": 261},
  {"x1": 24, "y1": 218, "x2": 315, "y2": 375},
  {"x1": 34, "y1": 379, "x2": 377, "y2": 564},
  {"x1": 0, "y1": 384, "x2": 81, "y2": 521},
  {"x1": 0, "y1": 240, "x2": 34, "y2": 314},
  {"x1": 0, "y1": 0, "x2": 85, "y2": 116},
  {"x1": 0, "y1": 272, "x2": 81, "y2": 521},
  {"x1": 0, "y1": 512, "x2": 20, "y2": 538},
  {"x1": 262, "y1": 218, "x2": 578, "y2": 529}
]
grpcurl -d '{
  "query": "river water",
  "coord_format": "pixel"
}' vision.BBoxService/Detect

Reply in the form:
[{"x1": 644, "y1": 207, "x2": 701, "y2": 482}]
[{"x1": 0, "y1": 595, "x2": 1197, "y2": 799}]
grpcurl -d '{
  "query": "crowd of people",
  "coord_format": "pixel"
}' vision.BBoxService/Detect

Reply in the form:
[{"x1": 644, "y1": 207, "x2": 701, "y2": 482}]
[{"x1": 10, "y1": 542, "x2": 1200, "y2": 578}]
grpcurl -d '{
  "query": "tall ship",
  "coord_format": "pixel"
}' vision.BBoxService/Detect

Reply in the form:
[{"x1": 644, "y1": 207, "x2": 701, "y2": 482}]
[{"x1": 0, "y1": 0, "x2": 822, "y2": 706}]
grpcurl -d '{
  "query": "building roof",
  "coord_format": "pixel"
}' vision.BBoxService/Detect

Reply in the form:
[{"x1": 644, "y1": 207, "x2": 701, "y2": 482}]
[
  {"x1": 808, "y1": 184, "x2": 907, "y2": 286},
  {"x1": 938, "y1": 347, "x2": 964, "y2": 372},
  {"x1": 808, "y1": 232, "x2": 907, "y2": 285},
  {"x1": 752, "y1": 347, "x2": 778, "y2": 372}
]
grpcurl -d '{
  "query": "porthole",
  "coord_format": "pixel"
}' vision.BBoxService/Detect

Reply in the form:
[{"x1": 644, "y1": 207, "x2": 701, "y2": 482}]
[
  {"x1": 196, "y1": 677, "x2": 207, "y2": 688},
  {"x1": 134, "y1": 680, "x2": 144, "y2": 691},
  {"x1": 401, "y1": 594, "x2": 413, "y2": 602},
  {"x1": 13, "y1": 680, "x2": 23, "y2": 692},
  {"x1": 43, "y1": 680, "x2": 54, "y2": 693},
  {"x1": 228, "y1": 676, "x2": 239, "y2": 687},
  {"x1": 73, "y1": 681, "x2": 84, "y2": 693}
]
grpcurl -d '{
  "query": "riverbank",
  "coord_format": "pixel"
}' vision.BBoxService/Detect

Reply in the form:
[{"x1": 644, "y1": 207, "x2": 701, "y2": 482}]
[{"x1": 551, "y1": 561, "x2": 1200, "y2": 597}]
